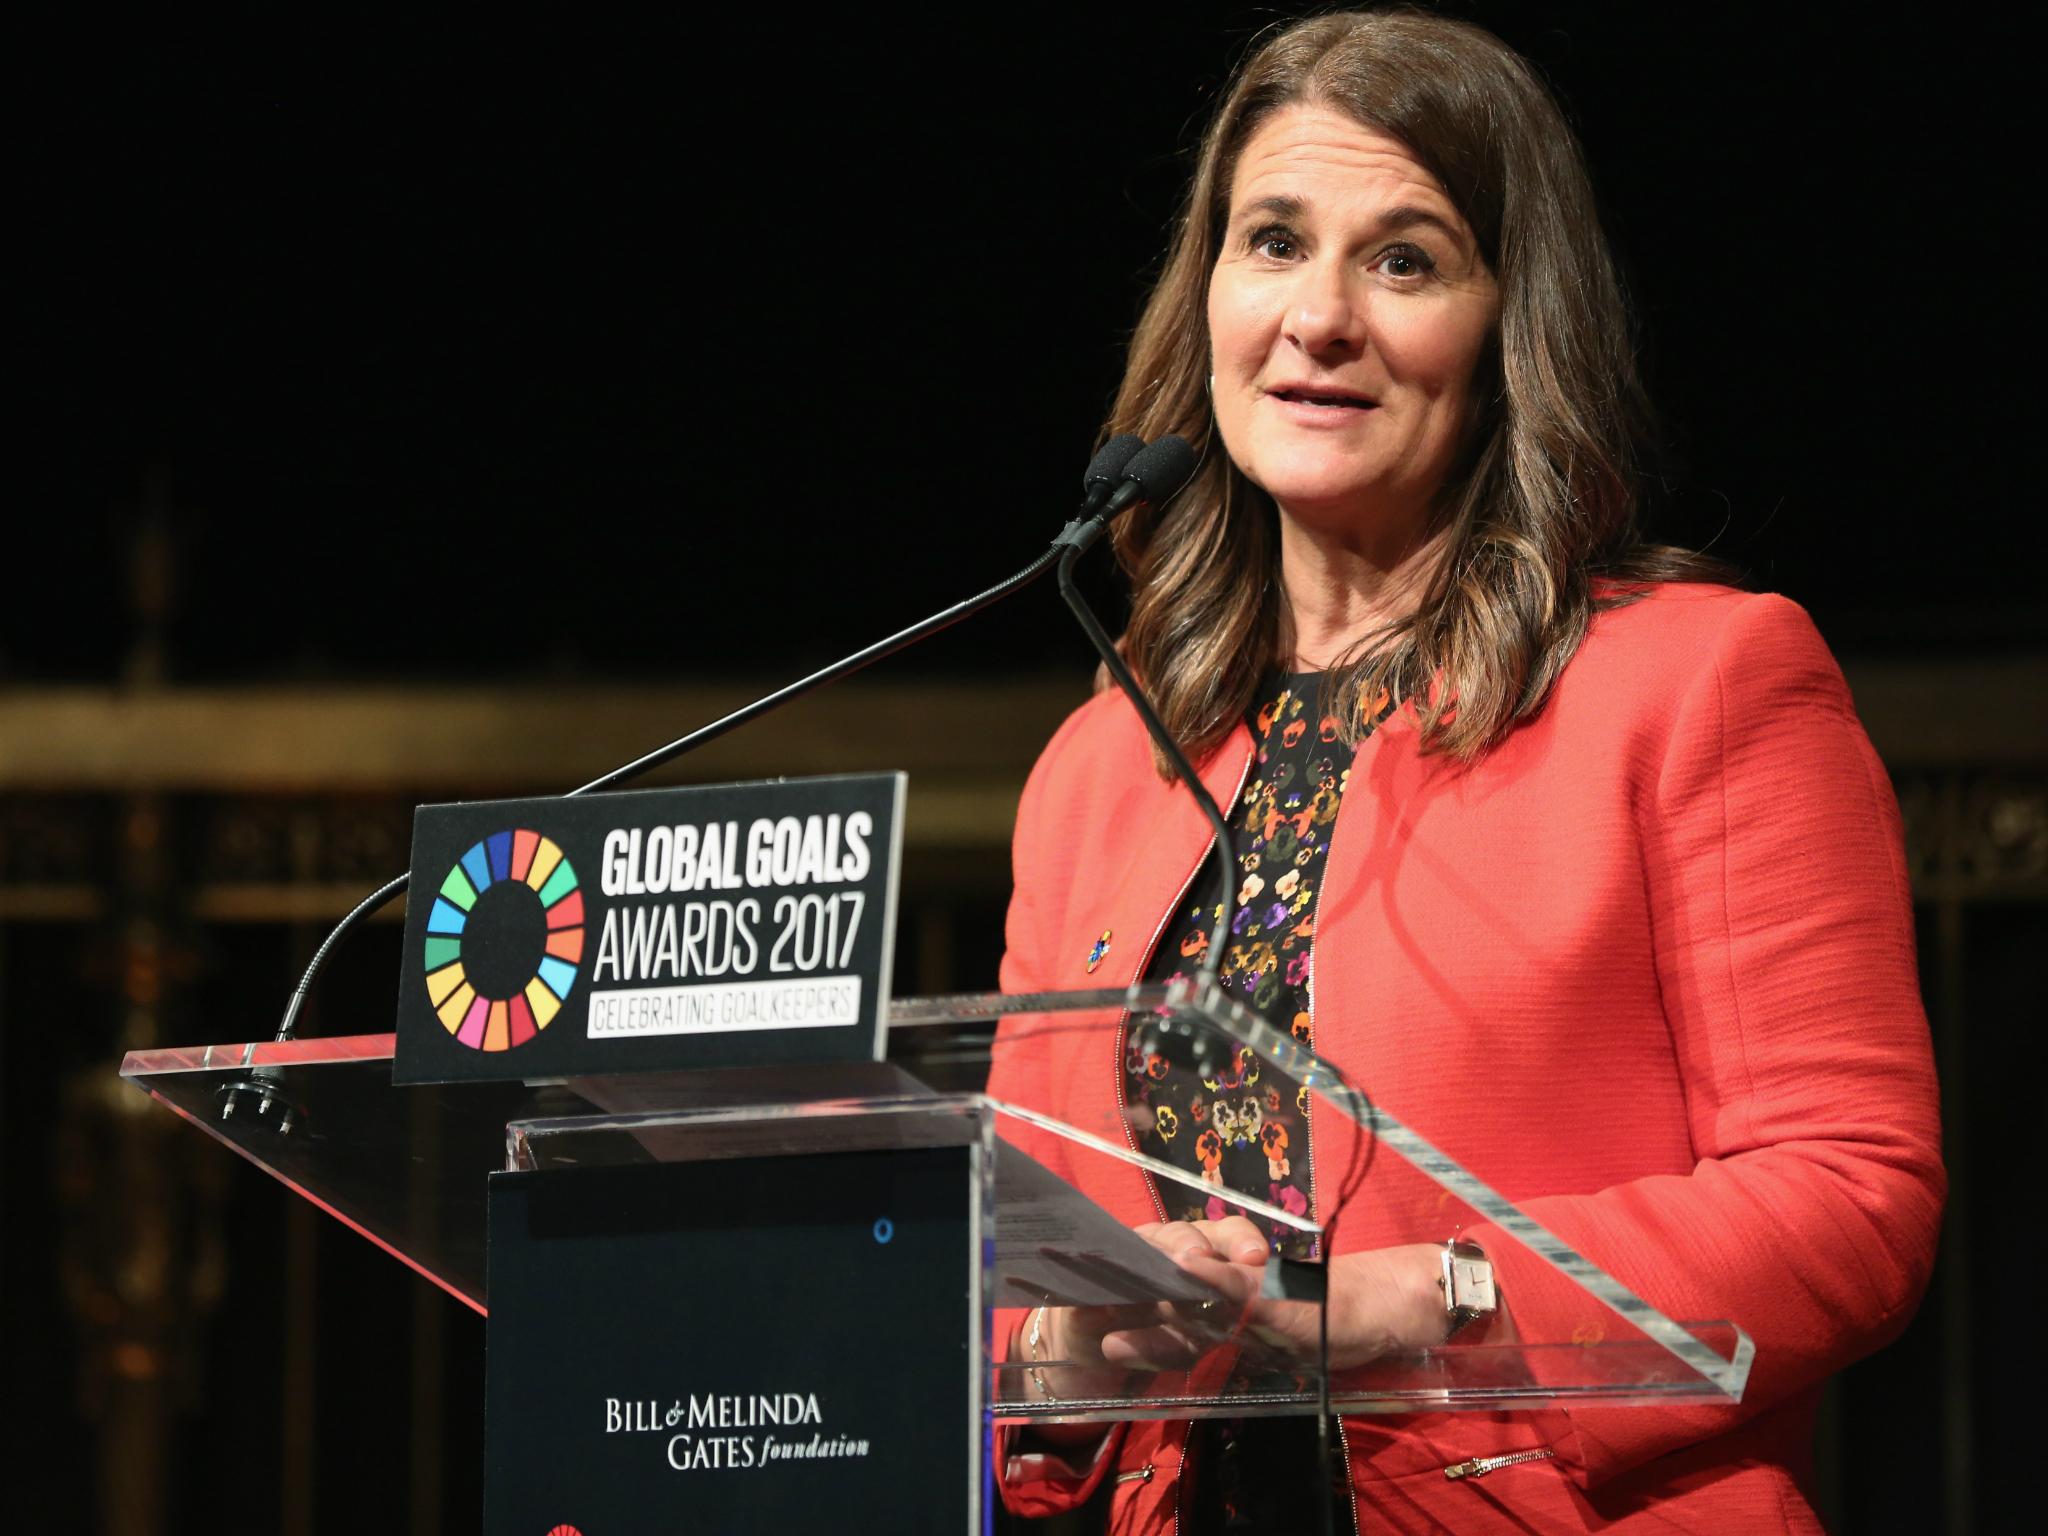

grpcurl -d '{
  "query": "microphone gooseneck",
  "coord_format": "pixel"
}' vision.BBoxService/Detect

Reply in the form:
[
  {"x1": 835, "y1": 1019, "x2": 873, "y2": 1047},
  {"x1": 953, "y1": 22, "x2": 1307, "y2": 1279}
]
[
  {"x1": 1048, "y1": 436, "x2": 1235, "y2": 976},
  {"x1": 1050, "y1": 430, "x2": 1358, "y2": 1536},
  {"x1": 258, "y1": 437, "x2": 1174, "y2": 1057}
]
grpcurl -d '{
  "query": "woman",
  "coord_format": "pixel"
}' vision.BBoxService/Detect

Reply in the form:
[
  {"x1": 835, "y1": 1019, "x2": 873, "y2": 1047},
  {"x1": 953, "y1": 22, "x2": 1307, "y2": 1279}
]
[{"x1": 985, "y1": 9, "x2": 1943, "y2": 1534}]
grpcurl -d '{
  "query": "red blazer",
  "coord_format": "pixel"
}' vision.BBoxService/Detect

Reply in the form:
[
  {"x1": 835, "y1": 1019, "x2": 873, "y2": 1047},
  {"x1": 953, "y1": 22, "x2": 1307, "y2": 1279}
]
[{"x1": 987, "y1": 585, "x2": 1944, "y2": 1534}]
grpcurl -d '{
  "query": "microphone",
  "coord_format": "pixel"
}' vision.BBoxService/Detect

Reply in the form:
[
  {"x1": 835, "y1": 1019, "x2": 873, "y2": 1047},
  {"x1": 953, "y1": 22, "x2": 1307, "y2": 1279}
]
[
  {"x1": 1053, "y1": 433, "x2": 1200, "y2": 557},
  {"x1": 242, "y1": 436, "x2": 1181, "y2": 1075},
  {"x1": 1078, "y1": 434, "x2": 1146, "y2": 516},
  {"x1": 1096, "y1": 434, "x2": 1200, "y2": 523}
]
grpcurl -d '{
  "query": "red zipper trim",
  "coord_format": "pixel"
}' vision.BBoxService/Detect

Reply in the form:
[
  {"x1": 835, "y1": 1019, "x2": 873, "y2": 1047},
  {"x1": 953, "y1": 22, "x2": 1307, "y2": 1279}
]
[
  {"x1": 1170, "y1": 1419, "x2": 1195, "y2": 1536},
  {"x1": 1335, "y1": 1416, "x2": 1362, "y2": 1536}
]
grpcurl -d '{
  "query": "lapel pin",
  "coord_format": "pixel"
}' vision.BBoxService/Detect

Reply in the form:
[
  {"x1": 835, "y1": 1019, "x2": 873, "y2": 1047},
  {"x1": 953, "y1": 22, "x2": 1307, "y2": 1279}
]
[{"x1": 1086, "y1": 931, "x2": 1112, "y2": 973}]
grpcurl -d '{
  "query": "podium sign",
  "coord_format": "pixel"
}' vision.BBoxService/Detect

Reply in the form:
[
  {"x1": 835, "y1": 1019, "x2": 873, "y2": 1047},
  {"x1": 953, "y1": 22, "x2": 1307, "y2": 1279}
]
[
  {"x1": 395, "y1": 773, "x2": 905, "y2": 1084},
  {"x1": 484, "y1": 1138, "x2": 980, "y2": 1534}
]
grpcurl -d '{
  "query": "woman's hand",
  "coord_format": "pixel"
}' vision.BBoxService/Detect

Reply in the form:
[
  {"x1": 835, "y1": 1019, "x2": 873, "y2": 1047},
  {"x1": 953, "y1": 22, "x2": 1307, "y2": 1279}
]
[
  {"x1": 1083, "y1": 1216, "x2": 1274, "y2": 1369},
  {"x1": 1026, "y1": 1215, "x2": 1269, "y2": 1407},
  {"x1": 1254, "y1": 1243, "x2": 1452, "y2": 1369},
  {"x1": 1032, "y1": 1224, "x2": 1454, "y2": 1388}
]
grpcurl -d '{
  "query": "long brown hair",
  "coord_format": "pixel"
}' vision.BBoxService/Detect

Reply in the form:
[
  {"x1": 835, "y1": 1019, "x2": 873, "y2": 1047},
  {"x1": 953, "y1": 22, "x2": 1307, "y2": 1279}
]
[{"x1": 1107, "y1": 7, "x2": 1737, "y2": 770}]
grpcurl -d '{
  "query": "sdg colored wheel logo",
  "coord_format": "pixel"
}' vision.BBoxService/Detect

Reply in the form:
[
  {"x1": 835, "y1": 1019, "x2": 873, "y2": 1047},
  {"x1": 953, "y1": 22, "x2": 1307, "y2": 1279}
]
[{"x1": 422, "y1": 829, "x2": 583, "y2": 1051}]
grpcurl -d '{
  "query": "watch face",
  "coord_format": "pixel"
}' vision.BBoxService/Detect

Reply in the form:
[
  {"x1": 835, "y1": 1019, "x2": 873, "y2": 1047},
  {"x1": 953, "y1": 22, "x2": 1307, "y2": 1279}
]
[{"x1": 1448, "y1": 1255, "x2": 1497, "y2": 1313}]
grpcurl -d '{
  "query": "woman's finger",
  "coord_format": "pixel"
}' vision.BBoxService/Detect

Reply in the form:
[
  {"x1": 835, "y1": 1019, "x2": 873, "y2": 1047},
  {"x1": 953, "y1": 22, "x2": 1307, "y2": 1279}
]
[
  {"x1": 1188, "y1": 1215, "x2": 1270, "y2": 1264},
  {"x1": 1169, "y1": 1246, "x2": 1263, "y2": 1304},
  {"x1": 1098, "y1": 1319, "x2": 1211, "y2": 1370},
  {"x1": 1136, "y1": 1219, "x2": 1223, "y2": 1263}
]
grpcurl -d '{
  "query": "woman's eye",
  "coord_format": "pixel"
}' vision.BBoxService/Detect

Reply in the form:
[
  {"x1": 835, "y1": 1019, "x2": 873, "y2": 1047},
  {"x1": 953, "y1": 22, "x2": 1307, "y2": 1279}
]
[
  {"x1": 1249, "y1": 225, "x2": 1298, "y2": 260},
  {"x1": 1377, "y1": 243, "x2": 1436, "y2": 280}
]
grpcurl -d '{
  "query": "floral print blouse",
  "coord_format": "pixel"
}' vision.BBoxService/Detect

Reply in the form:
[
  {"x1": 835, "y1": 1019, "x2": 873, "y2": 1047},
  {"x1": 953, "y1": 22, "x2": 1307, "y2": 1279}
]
[{"x1": 1124, "y1": 671, "x2": 1392, "y2": 1259}]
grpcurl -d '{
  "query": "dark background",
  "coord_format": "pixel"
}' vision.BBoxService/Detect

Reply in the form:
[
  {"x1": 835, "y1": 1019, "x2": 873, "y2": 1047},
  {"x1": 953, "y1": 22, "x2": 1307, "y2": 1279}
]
[
  {"x1": 20, "y1": 4, "x2": 2042, "y2": 682},
  {"x1": 5, "y1": 4, "x2": 2039, "y2": 1531}
]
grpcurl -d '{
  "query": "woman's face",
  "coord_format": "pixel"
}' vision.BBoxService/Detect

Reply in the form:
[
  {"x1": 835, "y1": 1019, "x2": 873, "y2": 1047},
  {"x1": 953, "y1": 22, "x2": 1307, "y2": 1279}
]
[{"x1": 1207, "y1": 105, "x2": 1498, "y2": 544}]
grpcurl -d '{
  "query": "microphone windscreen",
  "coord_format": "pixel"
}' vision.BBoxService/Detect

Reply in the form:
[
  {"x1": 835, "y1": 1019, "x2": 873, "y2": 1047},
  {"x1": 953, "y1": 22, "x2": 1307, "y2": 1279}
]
[
  {"x1": 1124, "y1": 434, "x2": 1199, "y2": 502},
  {"x1": 1083, "y1": 433, "x2": 1147, "y2": 491}
]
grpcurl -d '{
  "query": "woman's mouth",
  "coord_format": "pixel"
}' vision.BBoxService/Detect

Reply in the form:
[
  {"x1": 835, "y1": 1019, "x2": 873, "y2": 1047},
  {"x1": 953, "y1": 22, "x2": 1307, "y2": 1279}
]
[
  {"x1": 1271, "y1": 388, "x2": 1375, "y2": 408},
  {"x1": 1265, "y1": 386, "x2": 1379, "y2": 422}
]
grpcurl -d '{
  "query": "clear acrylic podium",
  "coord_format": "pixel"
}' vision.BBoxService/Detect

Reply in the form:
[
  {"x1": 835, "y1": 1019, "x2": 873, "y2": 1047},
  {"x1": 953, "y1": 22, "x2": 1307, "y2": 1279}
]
[{"x1": 119, "y1": 977, "x2": 1752, "y2": 1529}]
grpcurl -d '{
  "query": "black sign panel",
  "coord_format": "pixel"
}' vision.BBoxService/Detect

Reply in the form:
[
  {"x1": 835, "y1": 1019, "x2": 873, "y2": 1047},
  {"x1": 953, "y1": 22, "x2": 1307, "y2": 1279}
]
[
  {"x1": 484, "y1": 1150, "x2": 976, "y2": 1534},
  {"x1": 394, "y1": 773, "x2": 904, "y2": 1085}
]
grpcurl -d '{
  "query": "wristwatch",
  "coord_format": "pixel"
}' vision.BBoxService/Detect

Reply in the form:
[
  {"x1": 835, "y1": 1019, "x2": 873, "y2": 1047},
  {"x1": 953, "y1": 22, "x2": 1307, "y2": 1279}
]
[{"x1": 1439, "y1": 1238, "x2": 1498, "y2": 1338}]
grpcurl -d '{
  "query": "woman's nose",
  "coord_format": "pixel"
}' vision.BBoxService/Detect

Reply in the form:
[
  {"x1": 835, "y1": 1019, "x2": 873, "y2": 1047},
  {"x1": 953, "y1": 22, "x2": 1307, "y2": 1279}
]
[{"x1": 1282, "y1": 261, "x2": 1366, "y2": 357}]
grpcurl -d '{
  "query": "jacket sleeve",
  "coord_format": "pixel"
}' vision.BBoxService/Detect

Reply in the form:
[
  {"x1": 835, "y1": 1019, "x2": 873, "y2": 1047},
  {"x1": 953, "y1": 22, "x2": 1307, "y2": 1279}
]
[
  {"x1": 1468, "y1": 592, "x2": 1945, "y2": 1488},
  {"x1": 985, "y1": 694, "x2": 1131, "y2": 1515}
]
